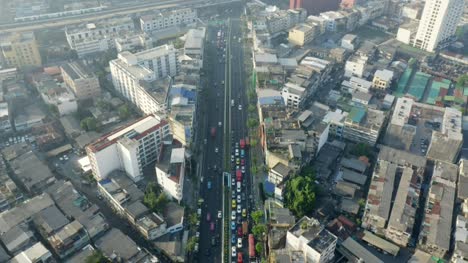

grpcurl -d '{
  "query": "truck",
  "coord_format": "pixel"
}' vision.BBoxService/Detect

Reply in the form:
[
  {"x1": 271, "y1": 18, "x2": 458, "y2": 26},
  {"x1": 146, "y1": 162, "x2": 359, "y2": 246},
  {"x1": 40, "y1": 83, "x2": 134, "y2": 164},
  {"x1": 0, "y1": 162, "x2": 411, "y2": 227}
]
[
  {"x1": 236, "y1": 170, "x2": 242, "y2": 182},
  {"x1": 248, "y1": 234, "x2": 255, "y2": 259},
  {"x1": 240, "y1": 139, "x2": 245, "y2": 149},
  {"x1": 210, "y1": 127, "x2": 216, "y2": 138},
  {"x1": 242, "y1": 221, "x2": 248, "y2": 236}
]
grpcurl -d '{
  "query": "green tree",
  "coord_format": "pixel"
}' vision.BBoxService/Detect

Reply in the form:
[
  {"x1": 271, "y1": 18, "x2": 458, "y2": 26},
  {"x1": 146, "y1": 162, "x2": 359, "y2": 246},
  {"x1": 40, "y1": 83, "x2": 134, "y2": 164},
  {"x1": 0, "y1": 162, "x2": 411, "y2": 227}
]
[
  {"x1": 247, "y1": 118, "x2": 259, "y2": 129},
  {"x1": 118, "y1": 104, "x2": 131, "y2": 120},
  {"x1": 350, "y1": 143, "x2": 372, "y2": 158},
  {"x1": 48, "y1": 104, "x2": 59, "y2": 115},
  {"x1": 155, "y1": 192, "x2": 169, "y2": 211},
  {"x1": 85, "y1": 250, "x2": 109, "y2": 263},
  {"x1": 251, "y1": 210, "x2": 264, "y2": 225},
  {"x1": 255, "y1": 243, "x2": 263, "y2": 255},
  {"x1": 358, "y1": 198, "x2": 366, "y2": 208},
  {"x1": 457, "y1": 74, "x2": 468, "y2": 88},
  {"x1": 96, "y1": 100, "x2": 112, "y2": 111},
  {"x1": 187, "y1": 237, "x2": 198, "y2": 253},
  {"x1": 188, "y1": 213, "x2": 198, "y2": 227},
  {"x1": 80, "y1": 117, "x2": 97, "y2": 131},
  {"x1": 143, "y1": 187, "x2": 158, "y2": 211},
  {"x1": 248, "y1": 104, "x2": 256, "y2": 113},
  {"x1": 252, "y1": 224, "x2": 267, "y2": 240},
  {"x1": 284, "y1": 169, "x2": 317, "y2": 218}
]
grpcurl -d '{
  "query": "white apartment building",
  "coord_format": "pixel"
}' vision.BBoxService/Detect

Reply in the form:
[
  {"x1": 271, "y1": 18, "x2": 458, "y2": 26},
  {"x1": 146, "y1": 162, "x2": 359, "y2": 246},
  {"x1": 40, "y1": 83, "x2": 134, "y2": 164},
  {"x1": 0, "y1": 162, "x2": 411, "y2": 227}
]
[
  {"x1": 65, "y1": 17, "x2": 135, "y2": 57},
  {"x1": 86, "y1": 115, "x2": 171, "y2": 182},
  {"x1": 345, "y1": 56, "x2": 367, "y2": 78},
  {"x1": 115, "y1": 33, "x2": 153, "y2": 52},
  {"x1": 110, "y1": 45, "x2": 179, "y2": 114},
  {"x1": 413, "y1": 0, "x2": 465, "y2": 52},
  {"x1": 155, "y1": 139, "x2": 185, "y2": 202},
  {"x1": 139, "y1": 8, "x2": 197, "y2": 33},
  {"x1": 282, "y1": 82, "x2": 306, "y2": 108},
  {"x1": 265, "y1": 8, "x2": 307, "y2": 34},
  {"x1": 33, "y1": 75, "x2": 77, "y2": 116},
  {"x1": 341, "y1": 76, "x2": 373, "y2": 94},
  {"x1": 286, "y1": 216, "x2": 337, "y2": 263}
]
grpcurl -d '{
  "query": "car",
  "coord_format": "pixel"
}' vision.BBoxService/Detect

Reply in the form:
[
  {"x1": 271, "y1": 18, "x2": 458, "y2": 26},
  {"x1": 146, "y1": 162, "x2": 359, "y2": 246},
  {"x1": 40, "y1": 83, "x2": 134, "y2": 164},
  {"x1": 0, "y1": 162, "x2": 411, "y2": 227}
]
[
  {"x1": 231, "y1": 155, "x2": 235, "y2": 162},
  {"x1": 231, "y1": 211, "x2": 236, "y2": 220},
  {"x1": 241, "y1": 159, "x2": 245, "y2": 165},
  {"x1": 237, "y1": 195, "x2": 241, "y2": 203},
  {"x1": 240, "y1": 149, "x2": 245, "y2": 157},
  {"x1": 232, "y1": 178, "x2": 236, "y2": 186},
  {"x1": 241, "y1": 166, "x2": 245, "y2": 173},
  {"x1": 231, "y1": 191, "x2": 236, "y2": 199},
  {"x1": 210, "y1": 222, "x2": 215, "y2": 232},
  {"x1": 196, "y1": 232, "x2": 200, "y2": 238},
  {"x1": 206, "y1": 213, "x2": 211, "y2": 222},
  {"x1": 237, "y1": 205, "x2": 242, "y2": 214},
  {"x1": 207, "y1": 181, "x2": 212, "y2": 190},
  {"x1": 232, "y1": 236, "x2": 236, "y2": 244},
  {"x1": 236, "y1": 182, "x2": 241, "y2": 193},
  {"x1": 211, "y1": 236, "x2": 216, "y2": 246},
  {"x1": 236, "y1": 158, "x2": 240, "y2": 165},
  {"x1": 237, "y1": 227, "x2": 242, "y2": 237},
  {"x1": 218, "y1": 121, "x2": 222, "y2": 127},
  {"x1": 231, "y1": 221, "x2": 236, "y2": 230},
  {"x1": 238, "y1": 104, "x2": 242, "y2": 110},
  {"x1": 231, "y1": 246, "x2": 237, "y2": 257},
  {"x1": 215, "y1": 147, "x2": 219, "y2": 153},
  {"x1": 217, "y1": 210, "x2": 222, "y2": 218},
  {"x1": 232, "y1": 200, "x2": 236, "y2": 208},
  {"x1": 235, "y1": 149, "x2": 239, "y2": 156},
  {"x1": 242, "y1": 209, "x2": 247, "y2": 218},
  {"x1": 237, "y1": 238, "x2": 243, "y2": 248},
  {"x1": 197, "y1": 208, "x2": 201, "y2": 216}
]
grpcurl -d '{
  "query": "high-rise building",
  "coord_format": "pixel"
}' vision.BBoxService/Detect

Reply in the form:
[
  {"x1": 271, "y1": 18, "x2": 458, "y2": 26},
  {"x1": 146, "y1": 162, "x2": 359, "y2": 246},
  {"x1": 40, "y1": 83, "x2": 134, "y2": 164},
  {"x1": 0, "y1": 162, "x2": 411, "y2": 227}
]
[
  {"x1": 0, "y1": 32, "x2": 42, "y2": 67},
  {"x1": 86, "y1": 115, "x2": 171, "y2": 182},
  {"x1": 109, "y1": 45, "x2": 179, "y2": 115},
  {"x1": 290, "y1": 0, "x2": 302, "y2": 9},
  {"x1": 414, "y1": 0, "x2": 465, "y2": 52}
]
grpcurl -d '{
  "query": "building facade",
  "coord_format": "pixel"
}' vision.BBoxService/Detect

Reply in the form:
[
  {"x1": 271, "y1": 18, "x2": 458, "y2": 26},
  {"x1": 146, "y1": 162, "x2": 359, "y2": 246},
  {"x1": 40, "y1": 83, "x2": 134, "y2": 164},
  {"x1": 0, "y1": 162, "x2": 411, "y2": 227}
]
[
  {"x1": 413, "y1": 0, "x2": 465, "y2": 52},
  {"x1": 139, "y1": 8, "x2": 197, "y2": 33},
  {"x1": 61, "y1": 62, "x2": 101, "y2": 101},
  {"x1": 155, "y1": 139, "x2": 185, "y2": 202},
  {"x1": 86, "y1": 115, "x2": 171, "y2": 182},
  {"x1": 0, "y1": 32, "x2": 41, "y2": 67}
]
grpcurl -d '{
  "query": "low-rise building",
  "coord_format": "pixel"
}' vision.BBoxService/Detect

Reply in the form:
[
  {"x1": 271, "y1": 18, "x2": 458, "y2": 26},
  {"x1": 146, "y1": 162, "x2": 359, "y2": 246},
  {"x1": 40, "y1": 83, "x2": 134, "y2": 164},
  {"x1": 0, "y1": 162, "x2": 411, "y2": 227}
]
[
  {"x1": 344, "y1": 55, "x2": 367, "y2": 78},
  {"x1": 61, "y1": 61, "x2": 101, "y2": 101},
  {"x1": 372, "y1": 69, "x2": 394, "y2": 90},
  {"x1": 288, "y1": 23, "x2": 317, "y2": 46},
  {"x1": 65, "y1": 17, "x2": 134, "y2": 57},
  {"x1": 115, "y1": 32, "x2": 153, "y2": 52},
  {"x1": 343, "y1": 107, "x2": 385, "y2": 146},
  {"x1": 341, "y1": 76, "x2": 372, "y2": 94},
  {"x1": 341, "y1": 34, "x2": 358, "y2": 50},
  {"x1": 95, "y1": 228, "x2": 156, "y2": 262},
  {"x1": 139, "y1": 8, "x2": 197, "y2": 33},
  {"x1": 86, "y1": 115, "x2": 170, "y2": 182},
  {"x1": 286, "y1": 216, "x2": 337, "y2": 263},
  {"x1": 32, "y1": 74, "x2": 77, "y2": 116},
  {"x1": 0, "y1": 102, "x2": 11, "y2": 133},
  {"x1": 155, "y1": 138, "x2": 185, "y2": 202},
  {"x1": 268, "y1": 163, "x2": 293, "y2": 185},
  {"x1": 47, "y1": 220, "x2": 90, "y2": 258},
  {"x1": 351, "y1": 91, "x2": 372, "y2": 106},
  {"x1": 281, "y1": 82, "x2": 306, "y2": 108},
  {"x1": 396, "y1": 20, "x2": 419, "y2": 45},
  {"x1": 10, "y1": 242, "x2": 52, "y2": 263},
  {"x1": 418, "y1": 161, "x2": 457, "y2": 258}
]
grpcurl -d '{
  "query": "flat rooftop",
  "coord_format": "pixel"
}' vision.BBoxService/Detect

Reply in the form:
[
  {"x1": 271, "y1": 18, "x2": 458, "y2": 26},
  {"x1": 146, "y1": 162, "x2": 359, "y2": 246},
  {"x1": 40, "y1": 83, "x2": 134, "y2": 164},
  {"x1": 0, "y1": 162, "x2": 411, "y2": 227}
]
[
  {"x1": 88, "y1": 115, "x2": 167, "y2": 152},
  {"x1": 156, "y1": 139, "x2": 184, "y2": 184},
  {"x1": 61, "y1": 61, "x2": 95, "y2": 80}
]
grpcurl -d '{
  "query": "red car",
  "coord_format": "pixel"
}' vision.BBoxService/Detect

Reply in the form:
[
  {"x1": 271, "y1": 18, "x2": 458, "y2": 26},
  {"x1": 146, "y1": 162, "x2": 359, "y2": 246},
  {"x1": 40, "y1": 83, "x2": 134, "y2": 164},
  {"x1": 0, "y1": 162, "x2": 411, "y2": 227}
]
[
  {"x1": 241, "y1": 159, "x2": 245, "y2": 165},
  {"x1": 206, "y1": 213, "x2": 211, "y2": 222},
  {"x1": 237, "y1": 227, "x2": 243, "y2": 237}
]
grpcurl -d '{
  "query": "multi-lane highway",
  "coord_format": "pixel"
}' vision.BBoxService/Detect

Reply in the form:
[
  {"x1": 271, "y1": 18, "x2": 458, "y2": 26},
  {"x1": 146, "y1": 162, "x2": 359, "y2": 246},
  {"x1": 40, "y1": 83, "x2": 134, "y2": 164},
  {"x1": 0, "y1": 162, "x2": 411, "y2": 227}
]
[
  {"x1": 196, "y1": 9, "x2": 255, "y2": 262},
  {"x1": 196, "y1": 21, "x2": 228, "y2": 263}
]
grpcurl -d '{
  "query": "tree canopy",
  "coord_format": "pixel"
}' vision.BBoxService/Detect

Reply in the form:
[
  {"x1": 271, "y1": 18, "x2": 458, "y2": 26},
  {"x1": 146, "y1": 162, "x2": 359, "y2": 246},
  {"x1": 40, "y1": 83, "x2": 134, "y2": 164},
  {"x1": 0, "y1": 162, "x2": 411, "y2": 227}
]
[
  {"x1": 252, "y1": 224, "x2": 267, "y2": 240},
  {"x1": 251, "y1": 210, "x2": 264, "y2": 225},
  {"x1": 80, "y1": 117, "x2": 97, "y2": 131},
  {"x1": 350, "y1": 143, "x2": 372, "y2": 158},
  {"x1": 85, "y1": 251, "x2": 109, "y2": 263},
  {"x1": 284, "y1": 167, "x2": 317, "y2": 218}
]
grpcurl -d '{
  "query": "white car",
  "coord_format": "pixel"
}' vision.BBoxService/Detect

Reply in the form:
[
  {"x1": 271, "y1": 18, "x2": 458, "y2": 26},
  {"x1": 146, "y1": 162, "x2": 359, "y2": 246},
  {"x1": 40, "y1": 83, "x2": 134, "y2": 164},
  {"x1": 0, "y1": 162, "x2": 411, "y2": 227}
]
[
  {"x1": 235, "y1": 149, "x2": 239, "y2": 156},
  {"x1": 231, "y1": 246, "x2": 237, "y2": 257},
  {"x1": 231, "y1": 211, "x2": 236, "y2": 220},
  {"x1": 238, "y1": 104, "x2": 242, "y2": 110},
  {"x1": 218, "y1": 121, "x2": 222, "y2": 127},
  {"x1": 237, "y1": 238, "x2": 243, "y2": 248},
  {"x1": 236, "y1": 182, "x2": 241, "y2": 193},
  {"x1": 218, "y1": 210, "x2": 222, "y2": 218},
  {"x1": 237, "y1": 195, "x2": 241, "y2": 203},
  {"x1": 196, "y1": 232, "x2": 200, "y2": 238},
  {"x1": 215, "y1": 147, "x2": 219, "y2": 153},
  {"x1": 237, "y1": 205, "x2": 242, "y2": 214}
]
